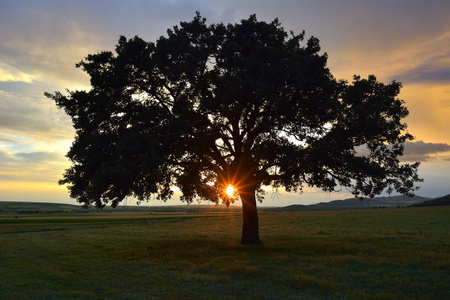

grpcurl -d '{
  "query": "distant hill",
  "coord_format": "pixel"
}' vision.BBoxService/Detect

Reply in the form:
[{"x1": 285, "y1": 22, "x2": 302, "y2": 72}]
[
  {"x1": 278, "y1": 195, "x2": 429, "y2": 211},
  {"x1": 1, "y1": 194, "x2": 444, "y2": 214},
  {"x1": 410, "y1": 194, "x2": 450, "y2": 207},
  {"x1": 0, "y1": 201, "x2": 81, "y2": 214},
  {"x1": 0, "y1": 201, "x2": 240, "y2": 214}
]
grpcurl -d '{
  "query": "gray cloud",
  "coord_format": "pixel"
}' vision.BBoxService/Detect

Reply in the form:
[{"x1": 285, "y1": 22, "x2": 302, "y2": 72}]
[
  {"x1": 0, "y1": 149, "x2": 63, "y2": 166},
  {"x1": 402, "y1": 141, "x2": 450, "y2": 162},
  {"x1": 395, "y1": 58, "x2": 450, "y2": 85},
  {"x1": 390, "y1": 32, "x2": 450, "y2": 84},
  {"x1": 14, "y1": 151, "x2": 61, "y2": 164},
  {"x1": 0, "y1": 94, "x2": 52, "y2": 132},
  {"x1": 0, "y1": 1, "x2": 105, "y2": 86},
  {"x1": 0, "y1": 89, "x2": 74, "y2": 141},
  {"x1": 2, "y1": 0, "x2": 450, "y2": 85},
  {"x1": 356, "y1": 141, "x2": 450, "y2": 162},
  {"x1": 0, "y1": 148, "x2": 67, "y2": 182}
]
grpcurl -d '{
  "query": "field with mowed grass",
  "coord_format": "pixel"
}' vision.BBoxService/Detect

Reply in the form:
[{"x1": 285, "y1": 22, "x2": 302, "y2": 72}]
[{"x1": 0, "y1": 206, "x2": 449, "y2": 299}]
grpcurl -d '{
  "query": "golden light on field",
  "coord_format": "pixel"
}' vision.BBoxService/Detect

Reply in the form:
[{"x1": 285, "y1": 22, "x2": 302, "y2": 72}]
[{"x1": 225, "y1": 184, "x2": 235, "y2": 197}]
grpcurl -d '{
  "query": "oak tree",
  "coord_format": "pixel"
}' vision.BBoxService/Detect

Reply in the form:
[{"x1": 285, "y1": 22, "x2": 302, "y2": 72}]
[{"x1": 47, "y1": 13, "x2": 421, "y2": 244}]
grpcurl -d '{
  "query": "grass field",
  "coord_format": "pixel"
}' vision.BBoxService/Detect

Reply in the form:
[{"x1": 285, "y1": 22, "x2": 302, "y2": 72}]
[{"x1": 0, "y1": 206, "x2": 449, "y2": 299}]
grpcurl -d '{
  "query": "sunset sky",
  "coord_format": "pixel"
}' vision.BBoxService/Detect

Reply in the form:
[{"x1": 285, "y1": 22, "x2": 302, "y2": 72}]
[{"x1": 1, "y1": 0, "x2": 450, "y2": 207}]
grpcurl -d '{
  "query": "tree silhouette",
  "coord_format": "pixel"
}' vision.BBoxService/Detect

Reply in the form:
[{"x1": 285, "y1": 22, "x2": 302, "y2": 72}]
[{"x1": 46, "y1": 13, "x2": 421, "y2": 244}]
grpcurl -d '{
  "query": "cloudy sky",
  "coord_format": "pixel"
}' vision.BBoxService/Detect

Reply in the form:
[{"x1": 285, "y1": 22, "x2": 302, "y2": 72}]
[{"x1": 1, "y1": 0, "x2": 450, "y2": 206}]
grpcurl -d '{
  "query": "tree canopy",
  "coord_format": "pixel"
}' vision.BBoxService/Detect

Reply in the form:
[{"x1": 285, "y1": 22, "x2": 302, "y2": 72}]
[{"x1": 46, "y1": 13, "x2": 421, "y2": 244}]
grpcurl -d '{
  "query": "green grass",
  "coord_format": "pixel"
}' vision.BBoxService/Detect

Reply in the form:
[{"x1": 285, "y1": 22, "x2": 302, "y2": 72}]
[
  {"x1": 0, "y1": 207, "x2": 449, "y2": 299},
  {"x1": 0, "y1": 215, "x2": 205, "y2": 225}
]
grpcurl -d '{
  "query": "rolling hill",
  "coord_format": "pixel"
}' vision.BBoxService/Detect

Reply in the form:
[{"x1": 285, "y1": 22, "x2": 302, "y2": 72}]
[
  {"x1": 410, "y1": 194, "x2": 450, "y2": 207},
  {"x1": 279, "y1": 195, "x2": 430, "y2": 211}
]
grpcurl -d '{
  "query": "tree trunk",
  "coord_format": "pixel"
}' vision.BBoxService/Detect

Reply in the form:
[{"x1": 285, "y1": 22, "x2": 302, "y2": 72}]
[{"x1": 240, "y1": 184, "x2": 262, "y2": 245}]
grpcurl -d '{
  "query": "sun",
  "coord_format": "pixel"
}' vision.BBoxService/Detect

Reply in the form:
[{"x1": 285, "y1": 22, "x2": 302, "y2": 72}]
[{"x1": 225, "y1": 184, "x2": 235, "y2": 197}]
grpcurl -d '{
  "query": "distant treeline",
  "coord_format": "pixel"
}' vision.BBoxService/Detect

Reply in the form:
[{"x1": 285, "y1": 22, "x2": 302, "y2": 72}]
[{"x1": 14, "y1": 210, "x2": 67, "y2": 214}]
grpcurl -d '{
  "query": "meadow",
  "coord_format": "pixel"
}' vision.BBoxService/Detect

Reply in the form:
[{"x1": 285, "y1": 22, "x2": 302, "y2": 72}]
[{"x1": 0, "y1": 206, "x2": 449, "y2": 299}]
